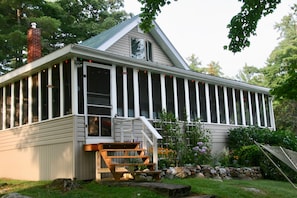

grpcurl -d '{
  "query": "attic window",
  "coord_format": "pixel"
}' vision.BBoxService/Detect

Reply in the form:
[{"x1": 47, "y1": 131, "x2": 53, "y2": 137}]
[{"x1": 131, "y1": 38, "x2": 152, "y2": 61}]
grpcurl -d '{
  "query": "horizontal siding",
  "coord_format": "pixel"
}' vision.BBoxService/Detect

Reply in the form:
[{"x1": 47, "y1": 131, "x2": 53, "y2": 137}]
[
  {"x1": 0, "y1": 116, "x2": 74, "y2": 151},
  {"x1": 74, "y1": 115, "x2": 96, "y2": 180},
  {"x1": 107, "y1": 26, "x2": 173, "y2": 66},
  {"x1": 0, "y1": 116, "x2": 75, "y2": 180}
]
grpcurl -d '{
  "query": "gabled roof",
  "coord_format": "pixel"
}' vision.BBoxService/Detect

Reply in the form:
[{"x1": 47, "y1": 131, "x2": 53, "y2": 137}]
[{"x1": 80, "y1": 15, "x2": 189, "y2": 70}]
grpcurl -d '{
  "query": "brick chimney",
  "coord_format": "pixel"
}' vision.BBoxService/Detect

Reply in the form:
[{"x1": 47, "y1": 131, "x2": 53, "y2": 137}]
[{"x1": 27, "y1": 22, "x2": 41, "y2": 63}]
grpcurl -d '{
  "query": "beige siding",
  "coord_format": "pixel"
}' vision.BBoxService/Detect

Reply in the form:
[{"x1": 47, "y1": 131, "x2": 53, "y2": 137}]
[
  {"x1": 107, "y1": 26, "x2": 174, "y2": 67},
  {"x1": 0, "y1": 116, "x2": 74, "y2": 181},
  {"x1": 203, "y1": 123, "x2": 239, "y2": 154},
  {"x1": 74, "y1": 116, "x2": 96, "y2": 180}
]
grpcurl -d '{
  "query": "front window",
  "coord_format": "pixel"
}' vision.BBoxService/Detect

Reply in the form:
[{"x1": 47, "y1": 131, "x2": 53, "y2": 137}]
[{"x1": 131, "y1": 38, "x2": 152, "y2": 61}]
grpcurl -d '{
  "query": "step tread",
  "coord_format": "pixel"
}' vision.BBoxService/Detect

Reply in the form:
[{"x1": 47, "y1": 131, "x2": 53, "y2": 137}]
[
  {"x1": 100, "y1": 148, "x2": 145, "y2": 152},
  {"x1": 107, "y1": 155, "x2": 149, "y2": 159},
  {"x1": 109, "y1": 163, "x2": 155, "y2": 167}
]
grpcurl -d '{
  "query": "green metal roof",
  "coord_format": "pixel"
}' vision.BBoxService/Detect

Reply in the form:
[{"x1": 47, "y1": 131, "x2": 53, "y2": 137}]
[{"x1": 80, "y1": 15, "x2": 139, "y2": 49}]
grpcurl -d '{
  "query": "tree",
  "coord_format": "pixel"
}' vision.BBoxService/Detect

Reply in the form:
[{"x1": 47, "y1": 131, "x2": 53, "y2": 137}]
[
  {"x1": 0, "y1": 0, "x2": 128, "y2": 74},
  {"x1": 137, "y1": 0, "x2": 282, "y2": 53},
  {"x1": 187, "y1": 55, "x2": 223, "y2": 77},
  {"x1": 206, "y1": 61, "x2": 223, "y2": 77},
  {"x1": 263, "y1": 7, "x2": 297, "y2": 100},
  {"x1": 235, "y1": 64, "x2": 264, "y2": 86}
]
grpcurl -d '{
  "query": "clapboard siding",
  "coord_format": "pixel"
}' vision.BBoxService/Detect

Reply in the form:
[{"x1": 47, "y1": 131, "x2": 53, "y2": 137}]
[
  {"x1": 74, "y1": 115, "x2": 95, "y2": 180},
  {"x1": 107, "y1": 26, "x2": 174, "y2": 67},
  {"x1": 0, "y1": 116, "x2": 74, "y2": 152},
  {"x1": 0, "y1": 116, "x2": 75, "y2": 180},
  {"x1": 203, "y1": 123, "x2": 240, "y2": 154}
]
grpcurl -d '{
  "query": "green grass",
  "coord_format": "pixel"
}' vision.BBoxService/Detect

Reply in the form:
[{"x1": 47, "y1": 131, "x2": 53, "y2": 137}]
[{"x1": 0, "y1": 178, "x2": 296, "y2": 198}]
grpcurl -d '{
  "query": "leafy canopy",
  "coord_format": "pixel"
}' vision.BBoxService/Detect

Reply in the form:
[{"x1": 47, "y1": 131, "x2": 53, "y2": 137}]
[{"x1": 138, "y1": 0, "x2": 282, "y2": 53}]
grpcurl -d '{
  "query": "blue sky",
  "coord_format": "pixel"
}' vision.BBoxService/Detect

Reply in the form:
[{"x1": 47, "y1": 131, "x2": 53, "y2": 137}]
[{"x1": 124, "y1": 0, "x2": 294, "y2": 77}]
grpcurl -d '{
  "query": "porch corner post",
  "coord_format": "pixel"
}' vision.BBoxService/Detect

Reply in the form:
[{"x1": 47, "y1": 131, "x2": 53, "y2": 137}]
[{"x1": 153, "y1": 136, "x2": 158, "y2": 170}]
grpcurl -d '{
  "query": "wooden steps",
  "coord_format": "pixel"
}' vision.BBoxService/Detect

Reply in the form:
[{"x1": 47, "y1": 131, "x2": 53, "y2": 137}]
[{"x1": 84, "y1": 142, "x2": 161, "y2": 181}]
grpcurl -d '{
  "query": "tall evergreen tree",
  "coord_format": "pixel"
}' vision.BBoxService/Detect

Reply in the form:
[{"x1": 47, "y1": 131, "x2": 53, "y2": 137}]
[{"x1": 0, "y1": 0, "x2": 128, "y2": 74}]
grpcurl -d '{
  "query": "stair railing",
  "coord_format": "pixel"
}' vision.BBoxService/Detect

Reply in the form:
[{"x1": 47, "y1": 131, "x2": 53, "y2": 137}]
[{"x1": 114, "y1": 116, "x2": 162, "y2": 170}]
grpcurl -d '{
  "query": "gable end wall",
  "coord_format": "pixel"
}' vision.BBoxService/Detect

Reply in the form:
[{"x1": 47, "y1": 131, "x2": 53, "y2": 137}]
[{"x1": 107, "y1": 26, "x2": 174, "y2": 66}]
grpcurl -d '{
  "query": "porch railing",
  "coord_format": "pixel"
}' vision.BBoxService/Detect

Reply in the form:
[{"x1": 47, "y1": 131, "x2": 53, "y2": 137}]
[{"x1": 113, "y1": 116, "x2": 163, "y2": 170}]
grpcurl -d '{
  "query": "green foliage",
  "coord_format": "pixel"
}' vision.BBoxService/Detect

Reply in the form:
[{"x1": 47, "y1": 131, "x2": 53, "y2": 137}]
[
  {"x1": 225, "y1": 0, "x2": 281, "y2": 53},
  {"x1": 0, "y1": 0, "x2": 129, "y2": 73},
  {"x1": 227, "y1": 126, "x2": 297, "y2": 181},
  {"x1": 236, "y1": 145, "x2": 262, "y2": 166},
  {"x1": 138, "y1": 0, "x2": 282, "y2": 53},
  {"x1": 155, "y1": 111, "x2": 211, "y2": 166}
]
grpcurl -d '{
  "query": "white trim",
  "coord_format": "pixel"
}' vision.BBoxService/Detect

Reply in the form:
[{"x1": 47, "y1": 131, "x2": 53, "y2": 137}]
[
  {"x1": 83, "y1": 62, "x2": 88, "y2": 137},
  {"x1": 223, "y1": 86, "x2": 230, "y2": 125},
  {"x1": 48, "y1": 67, "x2": 53, "y2": 119},
  {"x1": 59, "y1": 62, "x2": 64, "y2": 116},
  {"x1": 262, "y1": 94, "x2": 268, "y2": 127},
  {"x1": 184, "y1": 79, "x2": 190, "y2": 122},
  {"x1": 19, "y1": 79, "x2": 23, "y2": 126},
  {"x1": 248, "y1": 91, "x2": 253, "y2": 125},
  {"x1": 255, "y1": 92, "x2": 261, "y2": 126},
  {"x1": 195, "y1": 81, "x2": 201, "y2": 119},
  {"x1": 28, "y1": 76, "x2": 32, "y2": 124},
  {"x1": 98, "y1": 18, "x2": 140, "y2": 51},
  {"x1": 232, "y1": 88, "x2": 238, "y2": 125},
  {"x1": 38, "y1": 72, "x2": 42, "y2": 122},
  {"x1": 215, "y1": 85, "x2": 220, "y2": 124},
  {"x1": 160, "y1": 74, "x2": 166, "y2": 111},
  {"x1": 240, "y1": 90, "x2": 246, "y2": 126},
  {"x1": 173, "y1": 76, "x2": 178, "y2": 119},
  {"x1": 269, "y1": 97, "x2": 276, "y2": 130},
  {"x1": 123, "y1": 67, "x2": 128, "y2": 117},
  {"x1": 11, "y1": 83, "x2": 14, "y2": 127},
  {"x1": 133, "y1": 68, "x2": 139, "y2": 117},
  {"x1": 148, "y1": 71, "x2": 153, "y2": 119},
  {"x1": 205, "y1": 83, "x2": 211, "y2": 123},
  {"x1": 71, "y1": 58, "x2": 78, "y2": 115},
  {"x1": 3, "y1": 87, "x2": 6, "y2": 129},
  {"x1": 111, "y1": 64, "x2": 117, "y2": 117}
]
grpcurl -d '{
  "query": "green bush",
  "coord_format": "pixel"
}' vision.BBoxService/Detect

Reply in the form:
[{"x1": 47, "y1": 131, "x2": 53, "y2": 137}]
[{"x1": 227, "y1": 126, "x2": 297, "y2": 182}]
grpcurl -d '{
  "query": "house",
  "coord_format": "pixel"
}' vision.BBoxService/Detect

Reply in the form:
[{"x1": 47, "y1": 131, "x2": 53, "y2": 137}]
[{"x1": 0, "y1": 15, "x2": 275, "y2": 181}]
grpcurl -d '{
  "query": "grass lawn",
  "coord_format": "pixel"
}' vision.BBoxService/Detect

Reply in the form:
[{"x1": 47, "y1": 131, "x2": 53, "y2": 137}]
[{"x1": 0, "y1": 177, "x2": 296, "y2": 198}]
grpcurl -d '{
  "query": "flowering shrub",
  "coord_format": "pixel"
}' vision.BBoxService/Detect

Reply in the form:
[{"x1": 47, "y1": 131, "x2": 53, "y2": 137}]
[{"x1": 191, "y1": 141, "x2": 211, "y2": 165}]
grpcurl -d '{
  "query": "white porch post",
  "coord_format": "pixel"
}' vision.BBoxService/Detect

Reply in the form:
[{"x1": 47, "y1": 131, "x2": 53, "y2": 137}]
[
  {"x1": 232, "y1": 88, "x2": 238, "y2": 125},
  {"x1": 123, "y1": 67, "x2": 128, "y2": 117},
  {"x1": 173, "y1": 76, "x2": 178, "y2": 119},
  {"x1": 71, "y1": 58, "x2": 78, "y2": 115},
  {"x1": 255, "y1": 92, "x2": 261, "y2": 126},
  {"x1": 160, "y1": 74, "x2": 166, "y2": 111},
  {"x1": 215, "y1": 85, "x2": 220, "y2": 123},
  {"x1": 48, "y1": 67, "x2": 53, "y2": 119},
  {"x1": 148, "y1": 71, "x2": 153, "y2": 119},
  {"x1": 59, "y1": 62, "x2": 64, "y2": 116},
  {"x1": 262, "y1": 94, "x2": 268, "y2": 127},
  {"x1": 195, "y1": 81, "x2": 201, "y2": 119},
  {"x1": 223, "y1": 86, "x2": 230, "y2": 124},
  {"x1": 19, "y1": 80, "x2": 23, "y2": 126},
  {"x1": 38, "y1": 72, "x2": 42, "y2": 122},
  {"x1": 269, "y1": 97, "x2": 276, "y2": 130},
  {"x1": 133, "y1": 68, "x2": 140, "y2": 117},
  {"x1": 248, "y1": 91, "x2": 253, "y2": 125},
  {"x1": 205, "y1": 83, "x2": 211, "y2": 123},
  {"x1": 240, "y1": 90, "x2": 246, "y2": 126},
  {"x1": 28, "y1": 76, "x2": 32, "y2": 124},
  {"x1": 111, "y1": 64, "x2": 117, "y2": 117},
  {"x1": 10, "y1": 83, "x2": 14, "y2": 127},
  {"x1": 184, "y1": 79, "x2": 190, "y2": 122}
]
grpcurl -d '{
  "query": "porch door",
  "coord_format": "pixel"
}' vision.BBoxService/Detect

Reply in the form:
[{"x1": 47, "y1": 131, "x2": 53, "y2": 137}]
[{"x1": 85, "y1": 64, "x2": 112, "y2": 138}]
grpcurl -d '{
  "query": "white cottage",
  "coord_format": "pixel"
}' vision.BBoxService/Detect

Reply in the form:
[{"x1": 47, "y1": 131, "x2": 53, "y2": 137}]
[{"x1": 0, "y1": 16, "x2": 275, "y2": 181}]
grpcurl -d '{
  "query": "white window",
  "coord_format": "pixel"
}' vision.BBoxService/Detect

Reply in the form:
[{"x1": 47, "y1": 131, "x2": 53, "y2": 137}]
[{"x1": 131, "y1": 38, "x2": 152, "y2": 61}]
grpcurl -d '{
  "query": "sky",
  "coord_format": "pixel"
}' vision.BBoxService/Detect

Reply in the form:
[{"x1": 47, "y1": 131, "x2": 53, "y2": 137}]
[{"x1": 123, "y1": 0, "x2": 295, "y2": 77}]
